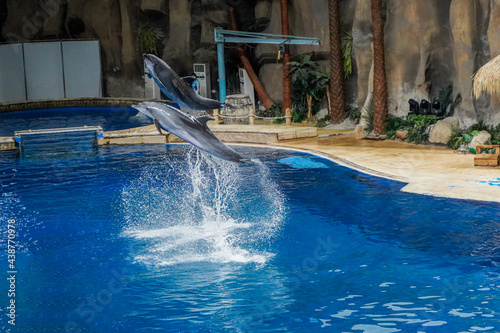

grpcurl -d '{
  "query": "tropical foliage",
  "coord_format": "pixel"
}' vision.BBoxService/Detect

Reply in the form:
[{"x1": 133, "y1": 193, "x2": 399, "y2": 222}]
[
  {"x1": 258, "y1": 101, "x2": 285, "y2": 124},
  {"x1": 385, "y1": 114, "x2": 439, "y2": 144},
  {"x1": 345, "y1": 104, "x2": 361, "y2": 122},
  {"x1": 287, "y1": 54, "x2": 329, "y2": 120},
  {"x1": 138, "y1": 23, "x2": 163, "y2": 55},
  {"x1": 438, "y1": 85, "x2": 462, "y2": 117},
  {"x1": 363, "y1": 99, "x2": 375, "y2": 133},
  {"x1": 341, "y1": 33, "x2": 353, "y2": 79},
  {"x1": 447, "y1": 122, "x2": 500, "y2": 149}
]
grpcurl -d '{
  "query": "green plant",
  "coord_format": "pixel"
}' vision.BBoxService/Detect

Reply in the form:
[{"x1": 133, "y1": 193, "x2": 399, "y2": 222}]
[
  {"x1": 447, "y1": 129, "x2": 464, "y2": 150},
  {"x1": 341, "y1": 32, "x2": 353, "y2": 79},
  {"x1": 462, "y1": 130, "x2": 480, "y2": 144},
  {"x1": 258, "y1": 101, "x2": 282, "y2": 117},
  {"x1": 138, "y1": 23, "x2": 164, "y2": 55},
  {"x1": 397, "y1": 114, "x2": 439, "y2": 144},
  {"x1": 363, "y1": 100, "x2": 374, "y2": 133},
  {"x1": 292, "y1": 109, "x2": 306, "y2": 123},
  {"x1": 316, "y1": 115, "x2": 330, "y2": 128},
  {"x1": 438, "y1": 85, "x2": 462, "y2": 117},
  {"x1": 406, "y1": 126, "x2": 429, "y2": 144},
  {"x1": 287, "y1": 54, "x2": 328, "y2": 118},
  {"x1": 468, "y1": 121, "x2": 488, "y2": 133},
  {"x1": 345, "y1": 104, "x2": 361, "y2": 121},
  {"x1": 385, "y1": 115, "x2": 411, "y2": 139},
  {"x1": 406, "y1": 114, "x2": 439, "y2": 127},
  {"x1": 258, "y1": 101, "x2": 285, "y2": 124},
  {"x1": 312, "y1": 66, "x2": 331, "y2": 99},
  {"x1": 490, "y1": 124, "x2": 500, "y2": 144},
  {"x1": 446, "y1": 124, "x2": 484, "y2": 150}
]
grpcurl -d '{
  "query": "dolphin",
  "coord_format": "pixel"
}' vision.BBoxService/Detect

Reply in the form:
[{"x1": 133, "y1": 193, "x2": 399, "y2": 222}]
[
  {"x1": 133, "y1": 101, "x2": 244, "y2": 163},
  {"x1": 143, "y1": 54, "x2": 224, "y2": 111}
]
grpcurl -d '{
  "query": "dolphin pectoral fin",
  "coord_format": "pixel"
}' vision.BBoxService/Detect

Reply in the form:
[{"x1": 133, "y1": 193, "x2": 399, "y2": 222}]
[
  {"x1": 181, "y1": 76, "x2": 196, "y2": 86},
  {"x1": 153, "y1": 119, "x2": 163, "y2": 135},
  {"x1": 196, "y1": 115, "x2": 215, "y2": 127}
]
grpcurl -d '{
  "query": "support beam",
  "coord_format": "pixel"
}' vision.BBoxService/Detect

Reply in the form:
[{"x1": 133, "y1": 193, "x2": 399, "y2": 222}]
[
  {"x1": 214, "y1": 28, "x2": 321, "y2": 107},
  {"x1": 217, "y1": 41, "x2": 226, "y2": 103}
]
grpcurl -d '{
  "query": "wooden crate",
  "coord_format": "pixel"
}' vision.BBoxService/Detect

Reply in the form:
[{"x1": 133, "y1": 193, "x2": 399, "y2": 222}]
[{"x1": 474, "y1": 145, "x2": 500, "y2": 166}]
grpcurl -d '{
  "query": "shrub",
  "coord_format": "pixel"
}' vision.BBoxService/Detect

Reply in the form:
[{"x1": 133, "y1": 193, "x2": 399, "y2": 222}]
[
  {"x1": 345, "y1": 105, "x2": 361, "y2": 121},
  {"x1": 316, "y1": 115, "x2": 330, "y2": 128},
  {"x1": 490, "y1": 124, "x2": 500, "y2": 144},
  {"x1": 385, "y1": 115, "x2": 411, "y2": 139},
  {"x1": 258, "y1": 101, "x2": 285, "y2": 124},
  {"x1": 438, "y1": 85, "x2": 462, "y2": 117},
  {"x1": 362, "y1": 100, "x2": 374, "y2": 133}
]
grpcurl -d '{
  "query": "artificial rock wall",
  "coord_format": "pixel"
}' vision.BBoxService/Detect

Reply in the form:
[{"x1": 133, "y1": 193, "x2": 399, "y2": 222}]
[{"x1": 2, "y1": 0, "x2": 500, "y2": 127}]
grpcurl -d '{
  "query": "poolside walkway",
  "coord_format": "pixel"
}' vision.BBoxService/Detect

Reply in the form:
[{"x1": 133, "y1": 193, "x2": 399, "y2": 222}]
[{"x1": 269, "y1": 130, "x2": 500, "y2": 204}]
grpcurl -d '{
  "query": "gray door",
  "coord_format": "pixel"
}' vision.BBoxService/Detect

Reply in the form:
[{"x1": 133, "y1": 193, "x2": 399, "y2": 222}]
[
  {"x1": 24, "y1": 41, "x2": 65, "y2": 100},
  {"x1": 62, "y1": 41, "x2": 102, "y2": 98},
  {"x1": 0, "y1": 43, "x2": 27, "y2": 103}
]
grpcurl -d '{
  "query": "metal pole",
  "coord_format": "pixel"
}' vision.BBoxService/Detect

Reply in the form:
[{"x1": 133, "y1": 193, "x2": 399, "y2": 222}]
[{"x1": 217, "y1": 42, "x2": 226, "y2": 104}]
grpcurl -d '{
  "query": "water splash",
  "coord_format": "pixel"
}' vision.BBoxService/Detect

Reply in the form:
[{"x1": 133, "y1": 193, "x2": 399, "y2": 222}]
[{"x1": 121, "y1": 148, "x2": 286, "y2": 266}]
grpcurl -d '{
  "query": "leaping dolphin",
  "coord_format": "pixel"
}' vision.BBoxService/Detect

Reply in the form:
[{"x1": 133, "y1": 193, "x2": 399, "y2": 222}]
[
  {"x1": 143, "y1": 54, "x2": 223, "y2": 111},
  {"x1": 133, "y1": 101, "x2": 244, "y2": 163}
]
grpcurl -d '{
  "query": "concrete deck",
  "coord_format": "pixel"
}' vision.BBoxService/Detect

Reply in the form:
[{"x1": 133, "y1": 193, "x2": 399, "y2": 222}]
[{"x1": 99, "y1": 124, "x2": 318, "y2": 145}]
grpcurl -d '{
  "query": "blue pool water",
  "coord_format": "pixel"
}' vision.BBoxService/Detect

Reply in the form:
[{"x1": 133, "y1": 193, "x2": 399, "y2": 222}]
[
  {"x1": 0, "y1": 106, "x2": 153, "y2": 136},
  {"x1": 0, "y1": 145, "x2": 499, "y2": 332}
]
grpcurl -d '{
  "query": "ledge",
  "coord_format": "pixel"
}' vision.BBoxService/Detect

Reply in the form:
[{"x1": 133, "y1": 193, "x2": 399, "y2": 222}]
[{"x1": 0, "y1": 97, "x2": 157, "y2": 113}]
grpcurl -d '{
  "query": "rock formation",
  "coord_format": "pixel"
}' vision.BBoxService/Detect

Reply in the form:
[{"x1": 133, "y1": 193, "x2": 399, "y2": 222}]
[{"x1": 1, "y1": 0, "x2": 500, "y2": 127}]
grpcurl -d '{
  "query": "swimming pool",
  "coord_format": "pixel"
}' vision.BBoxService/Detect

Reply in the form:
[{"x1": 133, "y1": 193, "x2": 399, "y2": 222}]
[
  {"x1": 0, "y1": 106, "x2": 153, "y2": 136},
  {"x1": 0, "y1": 145, "x2": 499, "y2": 332}
]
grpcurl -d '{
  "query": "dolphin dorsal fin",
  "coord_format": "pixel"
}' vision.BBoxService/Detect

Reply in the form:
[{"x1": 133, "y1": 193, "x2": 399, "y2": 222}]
[
  {"x1": 153, "y1": 119, "x2": 163, "y2": 135},
  {"x1": 197, "y1": 115, "x2": 215, "y2": 127}
]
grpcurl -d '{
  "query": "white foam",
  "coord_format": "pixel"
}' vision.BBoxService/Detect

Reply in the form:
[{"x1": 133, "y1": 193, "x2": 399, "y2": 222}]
[
  {"x1": 351, "y1": 324, "x2": 401, "y2": 332},
  {"x1": 449, "y1": 309, "x2": 476, "y2": 318},
  {"x1": 120, "y1": 149, "x2": 286, "y2": 266},
  {"x1": 331, "y1": 309, "x2": 358, "y2": 319}
]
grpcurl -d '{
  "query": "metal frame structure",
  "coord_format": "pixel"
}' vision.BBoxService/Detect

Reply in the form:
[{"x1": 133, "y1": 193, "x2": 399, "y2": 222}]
[{"x1": 214, "y1": 27, "x2": 321, "y2": 103}]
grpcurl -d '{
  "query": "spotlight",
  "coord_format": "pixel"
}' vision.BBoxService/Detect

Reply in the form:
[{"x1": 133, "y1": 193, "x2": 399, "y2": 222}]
[
  {"x1": 420, "y1": 99, "x2": 431, "y2": 115},
  {"x1": 408, "y1": 99, "x2": 419, "y2": 115},
  {"x1": 432, "y1": 99, "x2": 443, "y2": 116}
]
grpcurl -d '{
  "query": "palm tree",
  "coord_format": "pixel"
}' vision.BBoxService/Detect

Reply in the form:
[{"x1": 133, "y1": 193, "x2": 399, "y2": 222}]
[
  {"x1": 328, "y1": 0, "x2": 345, "y2": 123},
  {"x1": 280, "y1": 0, "x2": 292, "y2": 113},
  {"x1": 371, "y1": 0, "x2": 388, "y2": 136}
]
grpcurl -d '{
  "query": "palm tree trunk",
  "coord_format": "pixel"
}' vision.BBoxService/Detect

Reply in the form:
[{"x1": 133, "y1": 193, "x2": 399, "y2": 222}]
[
  {"x1": 371, "y1": 0, "x2": 388, "y2": 136},
  {"x1": 280, "y1": 0, "x2": 292, "y2": 113},
  {"x1": 328, "y1": 0, "x2": 345, "y2": 123},
  {"x1": 307, "y1": 94, "x2": 313, "y2": 118}
]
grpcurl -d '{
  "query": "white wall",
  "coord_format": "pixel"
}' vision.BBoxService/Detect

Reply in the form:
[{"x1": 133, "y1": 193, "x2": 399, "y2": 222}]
[
  {"x1": 0, "y1": 40, "x2": 102, "y2": 103},
  {"x1": 0, "y1": 43, "x2": 26, "y2": 103}
]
